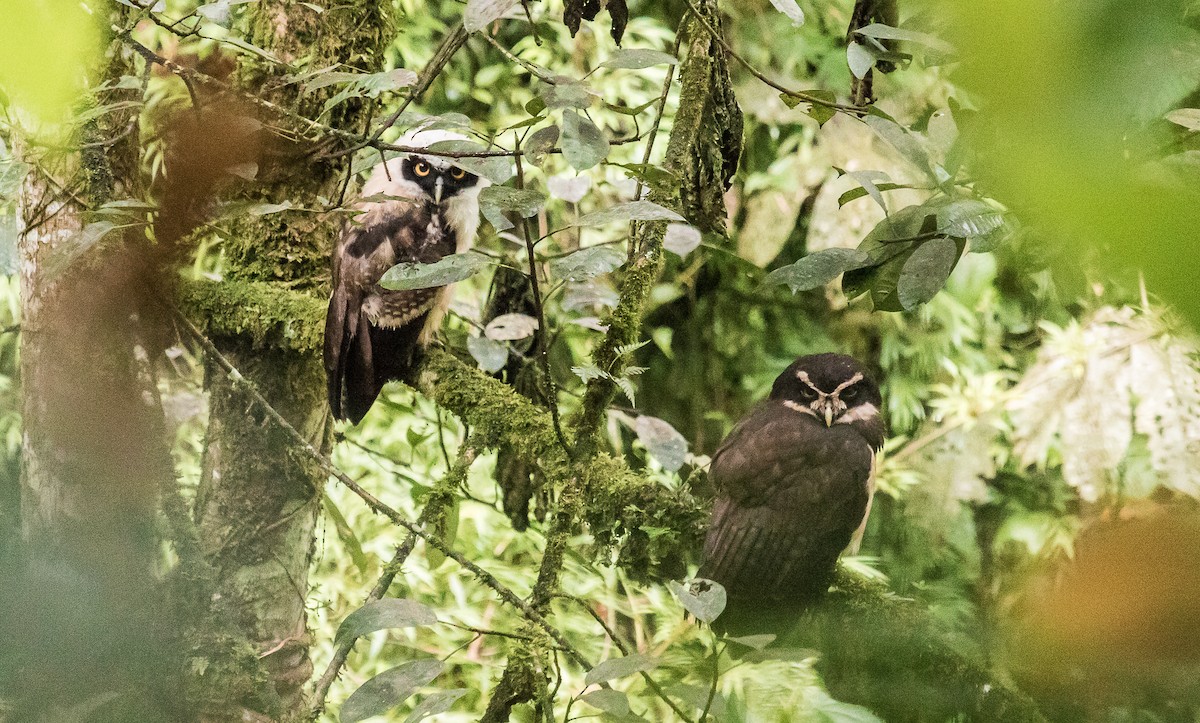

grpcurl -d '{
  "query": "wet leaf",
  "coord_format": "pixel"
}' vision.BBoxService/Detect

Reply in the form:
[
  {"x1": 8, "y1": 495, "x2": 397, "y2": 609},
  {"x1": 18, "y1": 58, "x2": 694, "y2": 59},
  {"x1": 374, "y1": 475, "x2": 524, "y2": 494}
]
[{"x1": 896, "y1": 237, "x2": 959, "y2": 309}]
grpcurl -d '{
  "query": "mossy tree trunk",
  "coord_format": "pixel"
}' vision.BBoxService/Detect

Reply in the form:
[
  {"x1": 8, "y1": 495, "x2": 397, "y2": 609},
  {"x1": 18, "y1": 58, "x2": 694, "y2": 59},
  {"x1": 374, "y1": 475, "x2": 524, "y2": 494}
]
[{"x1": 192, "y1": 1, "x2": 392, "y2": 716}]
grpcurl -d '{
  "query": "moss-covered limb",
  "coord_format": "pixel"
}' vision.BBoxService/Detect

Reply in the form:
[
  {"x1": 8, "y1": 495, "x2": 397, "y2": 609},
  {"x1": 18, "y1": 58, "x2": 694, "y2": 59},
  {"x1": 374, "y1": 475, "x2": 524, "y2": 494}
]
[
  {"x1": 793, "y1": 571, "x2": 1048, "y2": 723},
  {"x1": 178, "y1": 278, "x2": 326, "y2": 353},
  {"x1": 573, "y1": 0, "x2": 743, "y2": 456}
]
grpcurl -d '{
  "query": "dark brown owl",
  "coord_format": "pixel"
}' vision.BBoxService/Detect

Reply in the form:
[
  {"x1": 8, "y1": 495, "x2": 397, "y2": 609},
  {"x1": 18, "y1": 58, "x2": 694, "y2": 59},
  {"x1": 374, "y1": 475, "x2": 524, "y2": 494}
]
[
  {"x1": 324, "y1": 130, "x2": 488, "y2": 424},
  {"x1": 698, "y1": 353, "x2": 886, "y2": 635}
]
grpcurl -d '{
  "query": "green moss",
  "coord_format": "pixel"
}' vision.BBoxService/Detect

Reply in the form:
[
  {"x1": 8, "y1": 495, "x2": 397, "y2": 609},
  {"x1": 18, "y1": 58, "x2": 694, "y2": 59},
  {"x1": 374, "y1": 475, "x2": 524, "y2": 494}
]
[{"x1": 179, "y1": 278, "x2": 326, "y2": 353}]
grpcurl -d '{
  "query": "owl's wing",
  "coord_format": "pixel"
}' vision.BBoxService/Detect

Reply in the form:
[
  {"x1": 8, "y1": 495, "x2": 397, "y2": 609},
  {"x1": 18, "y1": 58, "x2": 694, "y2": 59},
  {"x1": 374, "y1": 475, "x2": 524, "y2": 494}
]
[
  {"x1": 699, "y1": 402, "x2": 874, "y2": 603},
  {"x1": 325, "y1": 200, "x2": 446, "y2": 423}
]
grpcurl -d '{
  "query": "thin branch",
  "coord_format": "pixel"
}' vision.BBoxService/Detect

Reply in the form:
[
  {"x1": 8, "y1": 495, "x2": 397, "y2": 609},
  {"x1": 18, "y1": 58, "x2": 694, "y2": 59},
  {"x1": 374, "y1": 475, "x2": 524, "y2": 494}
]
[
  {"x1": 172, "y1": 312, "x2": 596, "y2": 673},
  {"x1": 513, "y1": 131, "x2": 574, "y2": 460}
]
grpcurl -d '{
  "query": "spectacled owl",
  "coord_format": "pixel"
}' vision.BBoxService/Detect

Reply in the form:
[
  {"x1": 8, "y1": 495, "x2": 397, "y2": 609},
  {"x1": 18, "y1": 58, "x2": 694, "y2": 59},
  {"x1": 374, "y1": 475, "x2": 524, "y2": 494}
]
[
  {"x1": 324, "y1": 129, "x2": 489, "y2": 424},
  {"x1": 698, "y1": 353, "x2": 886, "y2": 635}
]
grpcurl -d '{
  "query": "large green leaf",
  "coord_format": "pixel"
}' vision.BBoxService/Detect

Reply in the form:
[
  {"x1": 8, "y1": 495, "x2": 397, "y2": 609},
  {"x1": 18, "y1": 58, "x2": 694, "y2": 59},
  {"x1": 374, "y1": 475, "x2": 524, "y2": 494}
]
[
  {"x1": 379, "y1": 252, "x2": 491, "y2": 290},
  {"x1": 669, "y1": 579, "x2": 726, "y2": 623},
  {"x1": 333, "y1": 598, "x2": 438, "y2": 647},
  {"x1": 549, "y1": 245, "x2": 625, "y2": 281},
  {"x1": 896, "y1": 237, "x2": 960, "y2": 309},
  {"x1": 573, "y1": 200, "x2": 684, "y2": 227},
  {"x1": 583, "y1": 653, "x2": 659, "y2": 686}
]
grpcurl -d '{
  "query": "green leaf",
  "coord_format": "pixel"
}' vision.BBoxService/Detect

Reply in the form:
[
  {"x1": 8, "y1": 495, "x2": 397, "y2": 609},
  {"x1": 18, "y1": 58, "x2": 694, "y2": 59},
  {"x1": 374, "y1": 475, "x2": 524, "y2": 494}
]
[
  {"x1": 339, "y1": 660, "x2": 443, "y2": 723},
  {"x1": 539, "y1": 80, "x2": 594, "y2": 110},
  {"x1": 479, "y1": 186, "x2": 546, "y2": 218},
  {"x1": 610, "y1": 163, "x2": 679, "y2": 195},
  {"x1": 322, "y1": 494, "x2": 369, "y2": 576},
  {"x1": 463, "y1": 0, "x2": 517, "y2": 32},
  {"x1": 863, "y1": 115, "x2": 935, "y2": 180},
  {"x1": 635, "y1": 415, "x2": 688, "y2": 472},
  {"x1": 304, "y1": 69, "x2": 416, "y2": 94},
  {"x1": 333, "y1": 598, "x2": 438, "y2": 647},
  {"x1": 669, "y1": 579, "x2": 727, "y2": 623},
  {"x1": 583, "y1": 653, "x2": 659, "y2": 686},
  {"x1": 839, "y1": 169, "x2": 892, "y2": 211},
  {"x1": 725, "y1": 634, "x2": 776, "y2": 651},
  {"x1": 220, "y1": 36, "x2": 282, "y2": 64},
  {"x1": 808, "y1": 102, "x2": 837, "y2": 126},
  {"x1": 662, "y1": 223, "x2": 702, "y2": 257},
  {"x1": 425, "y1": 139, "x2": 513, "y2": 185},
  {"x1": 838, "y1": 182, "x2": 910, "y2": 208},
  {"x1": 666, "y1": 683, "x2": 727, "y2": 717},
  {"x1": 855, "y1": 22, "x2": 955, "y2": 54},
  {"x1": 768, "y1": 0, "x2": 805, "y2": 26},
  {"x1": 561, "y1": 111, "x2": 609, "y2": 170},
  {"x1": 896, "y1": 237, "x2": 960, "y2": 309},
  {"x1": 484, "y1": 313, "x2": 539, "y2": 341},
  {"x1": 600, "y1": 48, "x2": 678, "y2": 69},
  {"x1": 580, "y1": 689, "x2": 632, "y2": 716},
  {"x1": 936, "y1": 199, "x2": 1004, "y2": 238},
  {"x1": 525, "y1": 124, "x2": 560, "y2": 165},
  {"x1": 847, "y1": 41, "x2": 876, "y2": 80},
  {"x1": 467, "y1": 334, "x2": 509, "y2": 373},
  {"x1": 573, "y1": 200, "x2": 684, "y2": 226},
  {"x1": 764, "y1": 248, "x2": 873, "y2": 293},
  {"x1": 404, "y1": 689, "x2": 469, "y2": 723},
  {"x1": 550, "y1": 245, "x2": 625, "y2": 281},
  {"x1": 842, "y1": 205, "x2": 933, "y2": 306},
  {"x1": 379, "y1": 252, "x2": 492, "y2": 290}
]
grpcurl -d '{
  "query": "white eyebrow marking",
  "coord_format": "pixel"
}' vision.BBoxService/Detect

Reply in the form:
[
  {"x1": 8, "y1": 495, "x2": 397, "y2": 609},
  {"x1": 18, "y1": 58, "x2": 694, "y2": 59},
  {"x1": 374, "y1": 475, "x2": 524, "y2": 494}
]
[
  {"x1": 783, "y1": 400, "x2": 819, "y2": 418},
  {"x1": 831, "y1": 372, "x2": 863, "y2": 396}
]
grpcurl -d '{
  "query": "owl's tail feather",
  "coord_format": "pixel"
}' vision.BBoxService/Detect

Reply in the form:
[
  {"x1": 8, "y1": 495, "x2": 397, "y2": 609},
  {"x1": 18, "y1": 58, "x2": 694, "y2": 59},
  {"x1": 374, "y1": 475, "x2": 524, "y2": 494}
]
[{"x1": 327, "y1": 305, "x2": 424, "y2": 424}]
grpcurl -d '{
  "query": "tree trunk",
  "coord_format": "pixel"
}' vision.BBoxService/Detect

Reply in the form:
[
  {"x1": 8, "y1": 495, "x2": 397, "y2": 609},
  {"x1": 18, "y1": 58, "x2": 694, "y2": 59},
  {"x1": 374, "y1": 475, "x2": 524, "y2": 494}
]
[
  {"x1": 192, "y1": 1, "x2": 392, "y2": 716},
  {"x1": 4, "y1": 46, "x2": 179, "y2": 717}
]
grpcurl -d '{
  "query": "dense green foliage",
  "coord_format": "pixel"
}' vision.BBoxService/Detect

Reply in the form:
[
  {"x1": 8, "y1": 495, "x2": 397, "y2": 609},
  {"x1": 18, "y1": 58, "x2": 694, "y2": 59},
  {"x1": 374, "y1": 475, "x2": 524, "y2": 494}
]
[{"x1": 3, "y1": 0, "x2": 1200, "y2": 721}]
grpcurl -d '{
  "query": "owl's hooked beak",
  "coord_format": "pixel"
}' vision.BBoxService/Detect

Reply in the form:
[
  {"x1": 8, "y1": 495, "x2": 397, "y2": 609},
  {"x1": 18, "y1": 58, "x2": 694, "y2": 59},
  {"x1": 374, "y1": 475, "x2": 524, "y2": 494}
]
[
  {"x1": 822, "y1": 401, "x2": 834, "y2": 427},
  {"x1": 433, "y1": 177, "x2": 445, "y2": 205}
]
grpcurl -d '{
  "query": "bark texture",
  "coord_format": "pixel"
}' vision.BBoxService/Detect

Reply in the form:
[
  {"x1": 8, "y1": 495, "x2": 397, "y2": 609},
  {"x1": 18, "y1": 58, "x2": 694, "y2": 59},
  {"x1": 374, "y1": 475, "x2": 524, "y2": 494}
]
[{"x1": 191, "y1": 1, "x2": 393, "y2": 716}]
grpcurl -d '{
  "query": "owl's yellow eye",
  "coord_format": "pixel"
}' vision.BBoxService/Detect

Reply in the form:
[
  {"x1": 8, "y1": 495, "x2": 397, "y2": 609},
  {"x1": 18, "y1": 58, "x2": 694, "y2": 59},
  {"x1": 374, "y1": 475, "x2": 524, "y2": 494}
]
[
  {"x1": 449, "y1": 167, "x2": 466, "y2": 180},
  {"x1": 412, "y1": 161, "x2": 431, "y2": 177}
]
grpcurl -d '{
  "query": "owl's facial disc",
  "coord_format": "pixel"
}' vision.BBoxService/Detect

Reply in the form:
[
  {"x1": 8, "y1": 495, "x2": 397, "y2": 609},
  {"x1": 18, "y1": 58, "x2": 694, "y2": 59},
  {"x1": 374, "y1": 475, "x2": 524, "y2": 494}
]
[
  {"x1": 791, "y1": 370, "x2": 871, "y2": 427},
  {"x1": 400, "y1": 157, "x2": 480, "y2": 204}
]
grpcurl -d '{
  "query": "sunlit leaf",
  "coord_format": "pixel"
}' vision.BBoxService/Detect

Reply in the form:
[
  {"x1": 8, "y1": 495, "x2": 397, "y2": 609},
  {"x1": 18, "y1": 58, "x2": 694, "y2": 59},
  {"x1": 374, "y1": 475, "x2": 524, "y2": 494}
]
[
  {"x1": 379, "y1": 252, "x2": 491, "y2": 290},
  {"x1": 340, "y1": 660, "x2": 443, "y2": 723},
  {"x1": 333, "y1": 598, "x2": 438, "y2": 647},
  {"x1": 550, "y1": 245, "x2": 625, "y2": 281},
  {"x1": 573, "y1": 200, "x2": 684, "y2": 226},
  {"x1": 547, "y1": 174, "x2": 592, "y2": 203},
  {"x1": 561, "y1": 111, "x2": 609, "y2": 170},
  {"x1": 662, "y1": 223, "x2": 702, "y2": 257},
  {"x1": 768, "y1": 0, "x2": 805, "y2": 26},
  {"x1": 463, "y1": 0, "x2": 517, "y2": 32},
  {"x1": 1165, "y1": 108, "x2": 1200, "y2": 131},
  {"x1": 936, "y1": 199, "x2": 1004, "y2": 238},
  {"x1": 322, "y1": 494, "x2": 369, "y2": 575}
]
